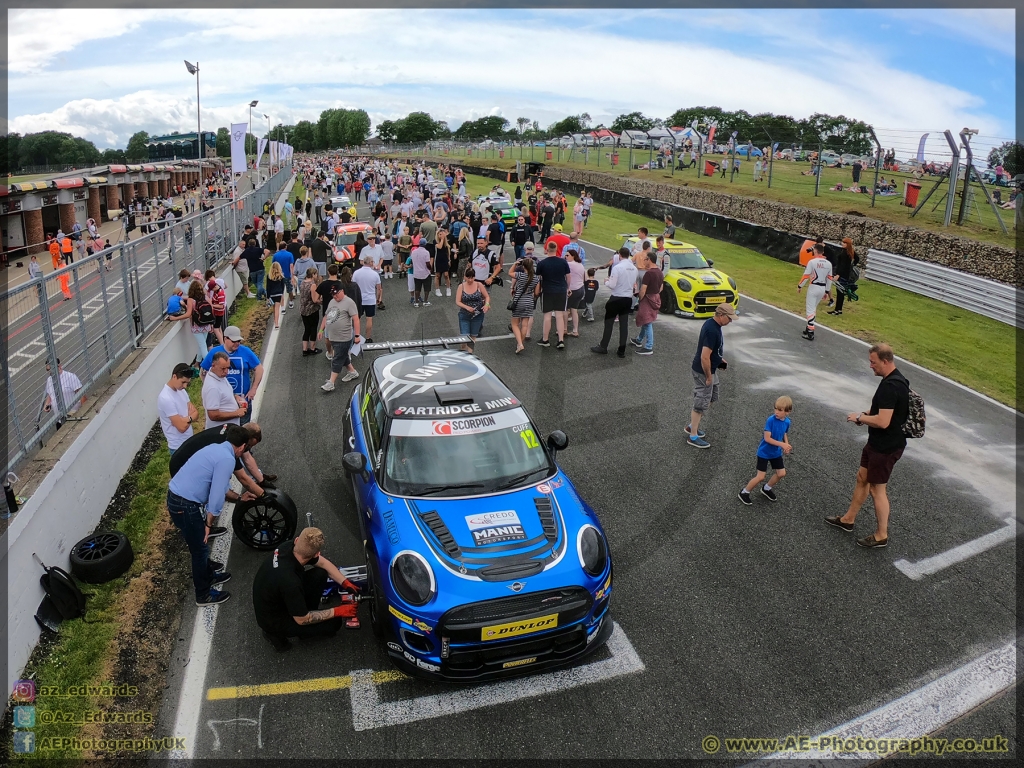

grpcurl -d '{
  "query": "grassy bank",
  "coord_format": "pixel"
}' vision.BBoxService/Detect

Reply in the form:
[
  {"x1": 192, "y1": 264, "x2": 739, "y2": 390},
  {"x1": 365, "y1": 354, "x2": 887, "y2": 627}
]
[
  {"x1": 7, "y1": 294, "x2": 268, "y2": 762},
  {"x1": 459, "y1": 172, "x2": 1015, "y2": 406}
]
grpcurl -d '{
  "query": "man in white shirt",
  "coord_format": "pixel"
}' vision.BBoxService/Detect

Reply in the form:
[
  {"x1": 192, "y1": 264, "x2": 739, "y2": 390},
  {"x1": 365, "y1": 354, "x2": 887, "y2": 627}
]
[
  {"x1": 43, "y1": 358, "x2": 84, "y2": 418},
  {"x1": 273, "y1": 215, "x2": 285, "y2": 238},
  {"x1": 202, "y1": 352, "x2": 247, "y2": 426},
  {"x1": 410, "y1": 243, "x2": 433, "y2": 307},
  {"x1": 351, "y1": 255, "x2": 383, "y2": 341},
  {"x1": 796, "y1": 243, "x2": 836, "y2": 341},
  {"x1": 158, "y1": 363, "x2": 199, "y2": 454},
  {"x1": 591, "y1": 247, "x2": 638, "y2": 358},
  {"x1": 361, "y1": 233, "x2": 384, "y2": 272}
]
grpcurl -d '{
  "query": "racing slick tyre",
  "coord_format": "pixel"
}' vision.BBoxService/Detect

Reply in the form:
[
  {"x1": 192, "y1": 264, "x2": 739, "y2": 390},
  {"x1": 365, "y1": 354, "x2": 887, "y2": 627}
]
[
  {"x1": 659, "y1": 284, "x2": 678, "y2": 315},
  {"x1": 231, "y1": 488, "x2": 298, "y2": 550},
  {"x1": 365, "y1": 546, "x2": 388, "y2": 640},
  {"x1": 69, "y1": 531, "x2": 134, "y2": 584}
]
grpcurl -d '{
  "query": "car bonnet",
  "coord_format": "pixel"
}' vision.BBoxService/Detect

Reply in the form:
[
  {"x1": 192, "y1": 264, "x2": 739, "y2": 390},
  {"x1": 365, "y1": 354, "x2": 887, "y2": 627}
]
[{"x1": 402, "y1": 480, "x2": 573, "y2": 582}]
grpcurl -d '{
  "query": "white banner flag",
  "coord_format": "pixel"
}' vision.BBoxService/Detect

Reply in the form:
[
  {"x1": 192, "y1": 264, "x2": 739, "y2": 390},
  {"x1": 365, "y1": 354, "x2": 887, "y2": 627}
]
[
  {"x1": 230, "y1": 123, "x2": 247, "y2": 176},
  {"x1": 270, "y1": 141, "x2": 279, "y2": 164},
  {"x1": 256, "y1": 138, "x2": 268, "y2": 169}
]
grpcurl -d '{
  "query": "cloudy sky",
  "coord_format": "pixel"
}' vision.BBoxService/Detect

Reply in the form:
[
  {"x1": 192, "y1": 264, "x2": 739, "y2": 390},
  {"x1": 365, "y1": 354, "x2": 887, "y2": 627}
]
[{"x1": 7, "y1": 7, "x2": 1016, "y2": 157}]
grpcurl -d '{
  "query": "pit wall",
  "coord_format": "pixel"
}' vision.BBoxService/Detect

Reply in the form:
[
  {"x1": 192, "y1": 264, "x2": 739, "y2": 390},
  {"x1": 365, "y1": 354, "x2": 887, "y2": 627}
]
[{"x1": 3, "y1": 265, "x2": 244, "y2": 697}]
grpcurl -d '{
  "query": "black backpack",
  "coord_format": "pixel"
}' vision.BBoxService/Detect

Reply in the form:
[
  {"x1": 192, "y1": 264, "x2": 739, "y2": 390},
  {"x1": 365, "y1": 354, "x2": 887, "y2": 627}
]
[{"x1": 193, "y1": 300, "x2": 215, "y2": 325}]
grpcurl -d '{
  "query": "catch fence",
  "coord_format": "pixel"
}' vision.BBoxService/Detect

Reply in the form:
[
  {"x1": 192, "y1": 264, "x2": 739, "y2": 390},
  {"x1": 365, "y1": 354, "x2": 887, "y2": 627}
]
[{"x1": 2, "y1": 165, "x2": 292, "y2": 477}]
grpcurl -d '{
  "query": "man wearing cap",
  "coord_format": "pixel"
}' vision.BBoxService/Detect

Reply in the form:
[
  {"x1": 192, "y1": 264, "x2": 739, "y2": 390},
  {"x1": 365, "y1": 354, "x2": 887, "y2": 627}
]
[
  {"x1": 687, "y1": 303, "x2": 736, "y2": 449},
  {"x1": 166, "y1": 424, "x2": 250, "y2": 606},
  {"x1": 158, "y1": 363, "x2": 199, "y2": 455},
  {"x1": 361, "y1": 232, "x2": 384, "y2": 273},
  {"x1": 351, "y1": 254, "x2": 383, "y2": 342},
  {"x1": 252, "y1": 527, "x2": 362, "y2": 652},
  {"x1": 544, "y1": 222, "x2": 571, "y2": 257},
  {"x1": 200, "y1": 326, "x2": 264, "y2": 425}
]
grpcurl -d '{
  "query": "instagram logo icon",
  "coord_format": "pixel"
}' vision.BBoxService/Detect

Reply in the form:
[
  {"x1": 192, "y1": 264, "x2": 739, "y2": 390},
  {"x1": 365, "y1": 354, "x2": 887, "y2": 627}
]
[{"x1": 12, "y1": 680, "x2": 36, "y2": 703}]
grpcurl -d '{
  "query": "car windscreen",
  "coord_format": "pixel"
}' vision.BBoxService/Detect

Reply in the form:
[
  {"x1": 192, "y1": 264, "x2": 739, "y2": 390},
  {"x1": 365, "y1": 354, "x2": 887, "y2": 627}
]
[
  {"x1": 382, "y1": 408, "x2": 552, "y2": 496},
  {"x1": 667, "y1": 250, "x2": 710, "y2": 270},
  {"x1": 336, "y1": 234, "x2": 357, "y2": 246}
]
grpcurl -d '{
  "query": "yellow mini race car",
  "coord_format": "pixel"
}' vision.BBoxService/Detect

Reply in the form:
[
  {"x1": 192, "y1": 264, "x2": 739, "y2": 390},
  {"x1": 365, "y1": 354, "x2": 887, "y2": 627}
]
[{"x1": 622, "y1": 236, "x2": 740, "y2": 318}]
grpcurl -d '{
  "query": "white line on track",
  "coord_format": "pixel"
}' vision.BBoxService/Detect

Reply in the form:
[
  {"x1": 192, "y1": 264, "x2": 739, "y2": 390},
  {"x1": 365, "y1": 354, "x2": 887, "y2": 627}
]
[
  {"x1": 893, "y1": 516, "x2": 1020, "y2": 580},
  {"x1": 168, "y1": 176, "x2": 294, "y2": 761},
  {"x1": 348, "y1": 621, "x2": 643, "y2": 731},
  {"x1": 748, "y1": 639, "x2": 1016, "y2": 761}
]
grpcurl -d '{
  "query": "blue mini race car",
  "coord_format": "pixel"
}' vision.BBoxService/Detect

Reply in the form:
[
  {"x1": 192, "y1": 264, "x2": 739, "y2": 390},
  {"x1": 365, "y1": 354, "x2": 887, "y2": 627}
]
[{"x1": 341, "y1": 339, "x2": 613, "y2": 681}]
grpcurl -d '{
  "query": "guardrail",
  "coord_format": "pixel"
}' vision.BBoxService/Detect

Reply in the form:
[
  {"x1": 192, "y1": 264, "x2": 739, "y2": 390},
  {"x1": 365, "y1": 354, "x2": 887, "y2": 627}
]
[
  {"x1": 2, "y1": 165, "x2": 292, "y2": 477},
  {"x1": 864, "y1": 249, "x2": 1021, "y2": 329}
]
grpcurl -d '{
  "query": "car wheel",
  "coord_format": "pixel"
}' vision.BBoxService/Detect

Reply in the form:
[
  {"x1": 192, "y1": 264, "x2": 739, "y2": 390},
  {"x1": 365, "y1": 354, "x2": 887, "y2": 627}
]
[
  {"x1": 231, "y1": 488, "x2": 298, "y2": 550},
  {"x1": 660, "y1": 284, "x2": 678, "y2": 315},
  {"x1": 365, "y1": 546, "x2": 387, "y2": 640},
  {"x1": 69, "y1": 531, "x2": 134, "y2": 584}
]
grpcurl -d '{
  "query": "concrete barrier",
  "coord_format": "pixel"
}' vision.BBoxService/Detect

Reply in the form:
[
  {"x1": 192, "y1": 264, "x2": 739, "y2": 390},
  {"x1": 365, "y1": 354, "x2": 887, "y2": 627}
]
[{"x1": 3, "y1": 264, "x2": 246, "y2": 696}]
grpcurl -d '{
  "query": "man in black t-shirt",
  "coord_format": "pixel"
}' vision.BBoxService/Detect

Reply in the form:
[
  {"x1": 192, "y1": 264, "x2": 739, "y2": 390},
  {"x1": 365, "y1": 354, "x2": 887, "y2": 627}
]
[
  {"x1": 170, "y1": 422, "x2": 273, "y2": 501},
  {"x1": 826, "y1": 343, "x2": 910, "y2": 549},
  {"x1": 535, "y1": 241, "x2": 571, "y2": 349},
  {"x1": 310, "y1": 231, "x2": 331, "y2": 265},
  {"x1": 251, "y1": 527, "x2": 361, "y2": 652}
]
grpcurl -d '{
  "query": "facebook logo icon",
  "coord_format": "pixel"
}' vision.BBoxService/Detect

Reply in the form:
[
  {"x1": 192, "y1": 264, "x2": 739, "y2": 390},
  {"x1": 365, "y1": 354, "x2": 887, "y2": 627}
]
[{"x1": 13, "y1": 731, "x2": 36, "y2": 753}]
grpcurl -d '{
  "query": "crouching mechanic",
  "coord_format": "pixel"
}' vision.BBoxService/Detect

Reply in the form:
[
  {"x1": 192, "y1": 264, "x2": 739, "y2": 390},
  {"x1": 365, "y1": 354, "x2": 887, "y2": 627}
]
[{"x1": 252, "y1": 527, "x2": 362, "y2": 652}]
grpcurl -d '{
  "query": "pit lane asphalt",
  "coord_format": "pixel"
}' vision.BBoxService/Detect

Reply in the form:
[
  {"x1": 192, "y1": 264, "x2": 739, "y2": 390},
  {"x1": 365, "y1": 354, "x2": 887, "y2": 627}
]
[{"x1": 175, "y1": 223, "x2": 1017, "y2": 758}]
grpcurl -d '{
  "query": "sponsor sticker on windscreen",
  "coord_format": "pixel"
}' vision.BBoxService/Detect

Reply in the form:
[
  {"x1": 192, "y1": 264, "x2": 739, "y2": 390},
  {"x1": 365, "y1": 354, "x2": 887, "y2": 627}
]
[
  {"x1": 465, "y1": 510, "x2": 526, "y2": 545},
  {"x1": 390, "y1": 408, "x2": 531, "y2": 437}
]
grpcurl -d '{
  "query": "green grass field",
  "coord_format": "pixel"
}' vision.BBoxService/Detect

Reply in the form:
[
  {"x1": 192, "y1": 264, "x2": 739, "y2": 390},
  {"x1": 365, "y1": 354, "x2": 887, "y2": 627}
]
[
  {"x1": 456, "y1": 171, "x2": 1015, "y2": 406},
  {"x1": 405, "y1": 146, "x2": 1016, "y2": 250}
]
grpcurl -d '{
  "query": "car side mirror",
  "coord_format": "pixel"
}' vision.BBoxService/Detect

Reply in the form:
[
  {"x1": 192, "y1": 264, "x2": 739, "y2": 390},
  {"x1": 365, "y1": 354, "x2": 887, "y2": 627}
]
[
  {"x1": 706, "y1": 259, "x2": 714, "y2": 267},
  {"x1": 342, "y1": 452, "x2": 367, "y2": 476},
  {"x1": 546, "y1": 430, "x2": 569, "y2": 453}
]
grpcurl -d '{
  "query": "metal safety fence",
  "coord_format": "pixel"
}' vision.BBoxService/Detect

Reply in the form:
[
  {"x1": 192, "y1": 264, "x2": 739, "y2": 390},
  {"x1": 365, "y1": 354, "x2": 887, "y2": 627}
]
[
  {"x1": 2, "y1": 164, "x2": 292, "y2": 476},
  {"x1": 864, "y1": 249, "x2": 1021, "y2": 329}
]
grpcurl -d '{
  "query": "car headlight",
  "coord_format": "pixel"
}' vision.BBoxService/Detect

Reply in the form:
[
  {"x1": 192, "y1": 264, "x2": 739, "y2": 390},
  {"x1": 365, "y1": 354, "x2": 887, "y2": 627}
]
[
  {"x1": 577, "y1": 525, "x2": 608, "y2": 577},
  {"x1": 676, "y1": 278, "x2": 692, "y2": 292},
  {"x1": 390, "y1": 550, "x2": 435, "y2": 606}
]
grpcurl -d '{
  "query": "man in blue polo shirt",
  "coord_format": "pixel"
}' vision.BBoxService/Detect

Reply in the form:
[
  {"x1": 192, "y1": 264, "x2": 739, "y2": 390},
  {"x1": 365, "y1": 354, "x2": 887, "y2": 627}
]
[
  {"x1": 273, "y1": 241, "x2": 296, "y2": 308},
  {"x1": 200, "y1": 325, "x2": 263, "y2": 425},
  {"x1": 167, "y1": 424, "x2": 249, "y2": 606}
]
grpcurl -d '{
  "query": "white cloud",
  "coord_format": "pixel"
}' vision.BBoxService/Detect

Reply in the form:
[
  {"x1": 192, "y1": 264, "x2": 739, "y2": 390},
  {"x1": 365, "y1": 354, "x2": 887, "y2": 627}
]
[
  {"x1": 7, "y1": 9, "x2": 1012, "y2": 148},
  {"x1": 7, "y1": 9, "x2": 164, "y2": 73}
]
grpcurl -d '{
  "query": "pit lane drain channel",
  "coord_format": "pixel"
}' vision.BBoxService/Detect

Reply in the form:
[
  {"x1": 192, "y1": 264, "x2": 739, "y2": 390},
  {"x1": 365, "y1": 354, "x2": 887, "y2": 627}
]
[{"x1": 205, "y1": 622, "x2": 643, "y2": 731}]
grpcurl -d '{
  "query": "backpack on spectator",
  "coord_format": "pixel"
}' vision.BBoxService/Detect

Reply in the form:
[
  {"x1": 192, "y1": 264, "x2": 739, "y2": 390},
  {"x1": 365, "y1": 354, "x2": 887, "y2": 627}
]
[
  {"x1": 902, "y1": 388, "x2": 926, "y2": 438},
  {"x1": 192, "y1": 299, "x2": 215, "y2": 325}
]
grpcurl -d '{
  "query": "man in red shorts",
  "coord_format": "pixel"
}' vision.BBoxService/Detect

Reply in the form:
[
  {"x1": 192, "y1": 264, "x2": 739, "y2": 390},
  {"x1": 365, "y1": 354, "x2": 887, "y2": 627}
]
[{"x1": 826, "y1": 343, "x2": 911, "y2": 549}]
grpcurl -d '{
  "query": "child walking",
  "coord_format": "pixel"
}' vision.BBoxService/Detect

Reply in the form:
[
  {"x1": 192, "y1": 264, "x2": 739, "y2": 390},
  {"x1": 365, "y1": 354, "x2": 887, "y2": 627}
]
[
  {"x1": 739, "y1": 396, "x2": 793, "y2": 505},
  {"x1": 582, "y1": 268, "x2": 600, "y2": 322}
]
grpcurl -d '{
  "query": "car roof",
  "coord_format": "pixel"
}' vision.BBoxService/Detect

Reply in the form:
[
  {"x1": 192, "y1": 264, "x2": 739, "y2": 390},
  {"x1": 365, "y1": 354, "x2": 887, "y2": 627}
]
[
  {"x1": 336, "y1": 222, "x2": 372, "y2": 232},
  {"x1": 624, "y1": 235, "x2": 702, "y2": 251},
  {"x1": 371, "y1": 349, "x2": 522, "y2": 418}
]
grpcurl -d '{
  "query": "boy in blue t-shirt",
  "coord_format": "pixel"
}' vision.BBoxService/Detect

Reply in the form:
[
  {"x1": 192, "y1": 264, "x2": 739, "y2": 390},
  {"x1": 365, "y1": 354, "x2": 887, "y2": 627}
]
[{"x1": 739, "y1": 396, "x2": 793, "y2": 505}]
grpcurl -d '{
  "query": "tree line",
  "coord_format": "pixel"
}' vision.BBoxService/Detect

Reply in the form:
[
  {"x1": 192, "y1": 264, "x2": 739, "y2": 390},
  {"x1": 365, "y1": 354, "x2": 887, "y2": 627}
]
[{"x1": 5, "y1": 108, "x2": 1020, "y2": 175}]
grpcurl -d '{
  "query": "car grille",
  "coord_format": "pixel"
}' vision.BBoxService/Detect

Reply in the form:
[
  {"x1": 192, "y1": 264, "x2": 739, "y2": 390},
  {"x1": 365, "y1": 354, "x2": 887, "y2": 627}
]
[
  {"x1": 439, "y1": 587, "x2": 592, "y2": 643},
  {"x1": 443, "y1": 625, "x2": 588, "y2": 676},
  {"x1": 694, "y1": 290, "x2": 735, "y2": 310}
]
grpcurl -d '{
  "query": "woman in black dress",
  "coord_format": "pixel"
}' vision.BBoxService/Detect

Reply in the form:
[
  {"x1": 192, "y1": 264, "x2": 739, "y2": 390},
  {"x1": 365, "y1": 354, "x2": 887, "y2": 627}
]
[{"x1": 434, "y1": 229, "x2": 453, "y2": 297}]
